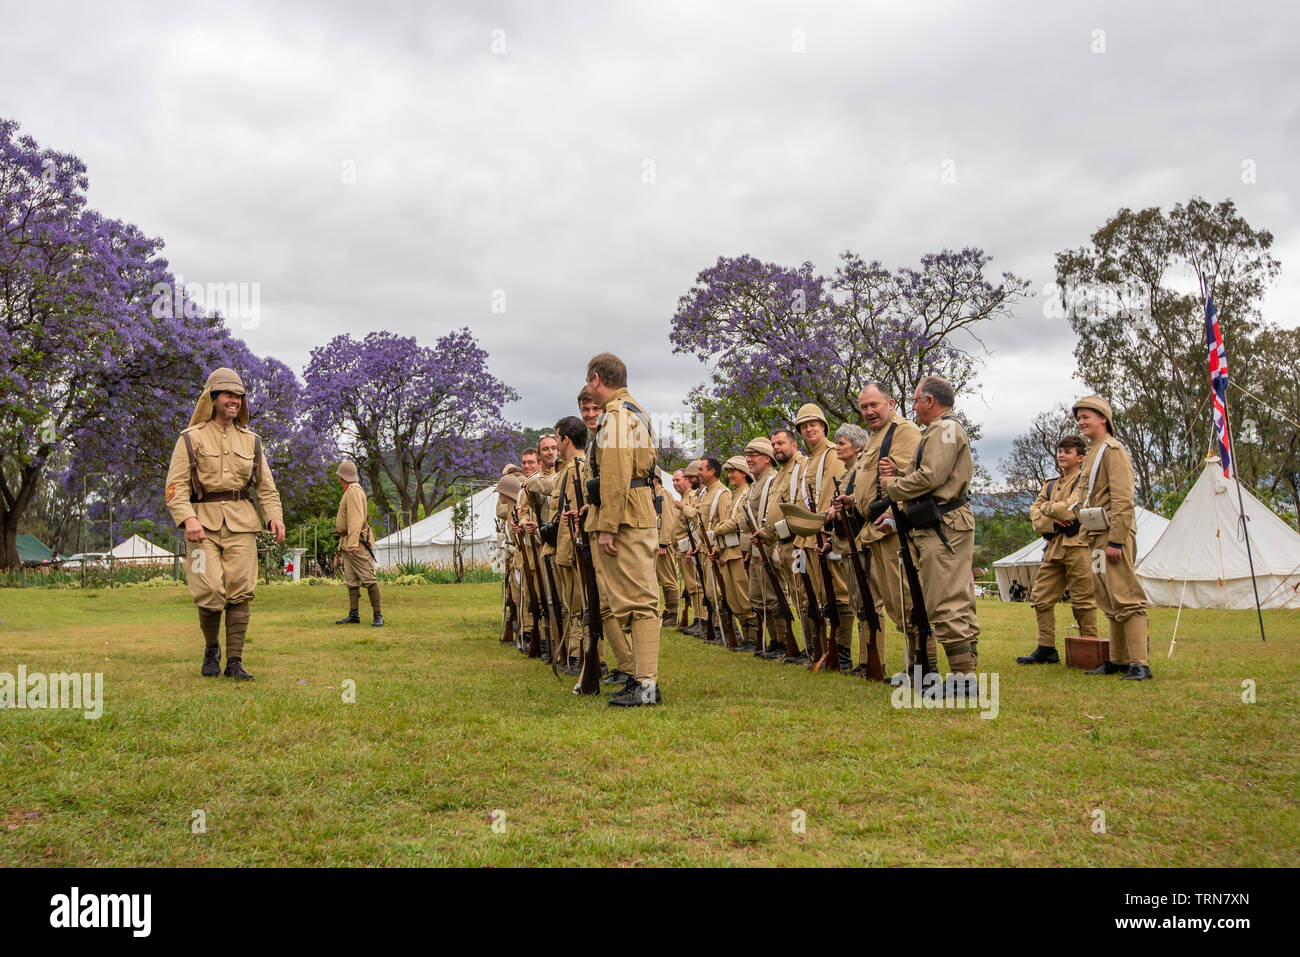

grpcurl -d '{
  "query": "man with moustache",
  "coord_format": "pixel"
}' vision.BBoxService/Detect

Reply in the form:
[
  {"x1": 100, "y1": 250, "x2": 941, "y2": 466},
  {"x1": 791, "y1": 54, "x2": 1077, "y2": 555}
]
[
  {"x1": 831, "y1": 382, "x2": 928, "y2": 679},
  {"x1": 879, "y1": 376, "x2": 978, "y2": 695}
]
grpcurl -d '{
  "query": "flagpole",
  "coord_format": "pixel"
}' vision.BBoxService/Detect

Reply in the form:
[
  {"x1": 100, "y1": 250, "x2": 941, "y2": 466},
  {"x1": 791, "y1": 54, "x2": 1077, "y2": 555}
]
[{"x1": 1202, "y1": 282, "x2": 1267, "y2": 642}]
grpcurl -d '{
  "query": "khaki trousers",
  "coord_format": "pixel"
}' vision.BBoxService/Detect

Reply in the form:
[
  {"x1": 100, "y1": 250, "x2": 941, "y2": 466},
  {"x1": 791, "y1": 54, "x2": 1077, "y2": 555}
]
[
  {"x1": 655, "y1": 549, "x2": 680, "y2": 615},
  {"x1": 1030, "y1": 544, "x2": 1098, "y2": 645},
  {"x1": 907, "y1": 525, "x2": 979, "y2": 673},
  {"x1": 1088, "y1": 530, "x2": 1149, "y2": 666},
  {"x1": 186, "y1": 525, "x2": 258, "y2": 612},
  {"x1": 341, "y1": 548, "x2": 377, "y2": 587},
  {"x1": 592, "y1": 525, "x2": 661, "y2": 682},
  {"x1": 554, "y1": 561, "x2": 583, "y2": 659},
  {"x1": 869, "y1": 535, "x2": 935, "y2": 669}
]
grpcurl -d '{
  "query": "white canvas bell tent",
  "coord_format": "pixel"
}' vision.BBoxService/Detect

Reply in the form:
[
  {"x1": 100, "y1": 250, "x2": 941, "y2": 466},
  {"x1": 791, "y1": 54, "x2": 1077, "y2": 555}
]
[
  {"x1": 109, "y1": 534, "x2": 176, "y2": 564},
  {"x1": 373, "y1": 485, "x2": 502, "y2": 569},
  {"x1": 992, "y1": 507, "x2": 1170, "y2": 602},
  {"x1": 1137, "y1": 459, "x2": 1300, "y2": 609}
]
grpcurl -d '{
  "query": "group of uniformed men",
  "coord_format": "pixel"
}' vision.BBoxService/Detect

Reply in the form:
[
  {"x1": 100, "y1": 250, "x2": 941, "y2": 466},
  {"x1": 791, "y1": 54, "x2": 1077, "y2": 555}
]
[
  {"x1": 164, "y1": 360, "x2": 1149, "y2": 696},
  {"x1": 495, "y1": 373, "x2": 1152, "y2": 705}
]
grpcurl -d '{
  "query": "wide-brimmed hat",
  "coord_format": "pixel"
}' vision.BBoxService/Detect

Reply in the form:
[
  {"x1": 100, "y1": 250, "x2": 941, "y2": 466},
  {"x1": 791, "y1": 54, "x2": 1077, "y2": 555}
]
[
  {"x1": 496, "y1": 474, "x2": 522, "y2": 502},
  {"x1": 778, "y1": 502, "x2": 828, "y2": 537},
  {"x1": 795, "y1": 403, "x2": 828, "y2": 432},
  {"x1": 1072, "y1": 395, "x2": 1115, "y2": 434},
  {"x1": 744, "y1": 436, "x2": 776, "y2": 463},
  {"x1": 684, "y1": 460, "x2": 702, "y2": 478},
  {"x1": 188, "y1": 367, "x2": 248, "y2": 427},
  {"x1": 723, "y1": 455, "x2": 751, "y2": 478}
]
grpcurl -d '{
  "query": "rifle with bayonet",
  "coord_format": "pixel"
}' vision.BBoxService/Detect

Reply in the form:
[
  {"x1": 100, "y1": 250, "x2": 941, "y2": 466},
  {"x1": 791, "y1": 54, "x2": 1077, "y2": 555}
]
[
  {"x1": 834, "y1": 476, "x2": 884, "y2": 680},
  {"x1": 681, "y1": 517, "x2": 719, "y2": 645}
]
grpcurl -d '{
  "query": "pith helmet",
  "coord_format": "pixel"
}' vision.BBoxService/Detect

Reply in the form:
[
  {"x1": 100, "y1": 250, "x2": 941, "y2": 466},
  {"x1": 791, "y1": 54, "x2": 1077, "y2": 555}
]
[
  {"x1": 188, "y1": 367, "x2": 248, "y2": 427},
  {"x1": 337, "y1": 460, "x2": 360, "y2": 484},
  {"x1": 723, "y1": 455, "x2": 751, "y2": 478},
  {"x1": 795, "y1": 403, "x2": 828, "y2": 432},
  {"x1": 1072, "y1": 395, "x2": 1115, "y2": 434},
  {"x1": 778, "y1": 502, "x2": 828, "y2": 537},
  {"x1": 501, "y1": 463, "x2": 523, "y2": 477},
  {"x1": 496, "y1": 474, "x2": 522, "y2": 502},
  {"x1": 744, "y1": 436, "x2": 776, "y2": 463},
  {"x1": 684, "y1": 460, "x2": 702, "y2": 478}
]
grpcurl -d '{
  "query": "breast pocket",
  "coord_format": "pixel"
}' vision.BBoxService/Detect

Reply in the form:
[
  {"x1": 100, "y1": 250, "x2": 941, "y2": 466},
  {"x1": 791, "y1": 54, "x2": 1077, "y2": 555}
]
[
  {"x1": 230, "y1": 447, "x2": 255, "y2": 485},
  {"x1": 194, "y1": 448, "x2": 223, "y2": 489}
]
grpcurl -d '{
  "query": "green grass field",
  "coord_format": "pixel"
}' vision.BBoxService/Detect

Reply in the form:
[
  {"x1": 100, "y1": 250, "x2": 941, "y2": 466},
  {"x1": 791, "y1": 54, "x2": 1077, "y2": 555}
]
[{"x1": 1, "y1": 581, "x2": 1296, "y2": 867}]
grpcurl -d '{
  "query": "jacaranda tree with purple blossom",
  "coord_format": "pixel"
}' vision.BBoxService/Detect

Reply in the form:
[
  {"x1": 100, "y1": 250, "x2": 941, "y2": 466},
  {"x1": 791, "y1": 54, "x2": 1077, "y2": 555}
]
[
  {"x1": 0, "y1": 118, "x2": 333, "y2": 565},
  {"x1": 304, "y1": 328, "x2": 519, "y2": 522},
  {"x1": 670, "y1": 249, "x2": 1030, "y2": 457}
]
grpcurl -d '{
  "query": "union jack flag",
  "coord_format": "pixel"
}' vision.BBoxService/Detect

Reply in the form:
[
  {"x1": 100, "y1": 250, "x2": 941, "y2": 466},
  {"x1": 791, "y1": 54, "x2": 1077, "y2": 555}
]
[{"x1": 1206, "y1": 296, "x2": 1232, "y2": 478}]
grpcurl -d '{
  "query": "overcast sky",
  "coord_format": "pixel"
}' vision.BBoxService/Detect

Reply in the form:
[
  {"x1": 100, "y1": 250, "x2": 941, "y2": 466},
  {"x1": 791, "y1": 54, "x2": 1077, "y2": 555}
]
[{"x1": 4, "y1": 0, "x2": 1297, "y2": 481}]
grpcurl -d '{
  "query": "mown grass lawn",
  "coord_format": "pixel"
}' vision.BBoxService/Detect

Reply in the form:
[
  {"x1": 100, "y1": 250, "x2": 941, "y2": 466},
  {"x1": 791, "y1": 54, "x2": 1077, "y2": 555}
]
[{"x1": 1, "y1": 580, "x2": 1296, "y2": 867}]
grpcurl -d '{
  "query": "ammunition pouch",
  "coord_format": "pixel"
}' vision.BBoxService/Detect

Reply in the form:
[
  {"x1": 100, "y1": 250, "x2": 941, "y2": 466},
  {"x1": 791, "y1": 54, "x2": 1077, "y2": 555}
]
[
  {"x1": 585, "y1": 477, "x2": 601, "y2": 508},
  {"x1": 904, "y1": 495, "x2": 969, "y2": 531},
  {"x1": 675, "y1": 537, "x2": 691, "y2": 554},
  {"x1": 867, "y1": 497, "x2": 891, "y2": 523},
  {"x1": 1041, "y1": 519, "x2": 1082, "y2": 541},
  {"x1": 774, "y1": 518, "x2": 794, "y2": 543},
  {"x1": 538, "y1": 521, "x2": 559, "y2": 548},
  {"x1": 1076, "y1": 506, "x2": 1111, "y2": 533},
  {"x1": 721, "y1": 531, "x2": 741, "y2": 549}
]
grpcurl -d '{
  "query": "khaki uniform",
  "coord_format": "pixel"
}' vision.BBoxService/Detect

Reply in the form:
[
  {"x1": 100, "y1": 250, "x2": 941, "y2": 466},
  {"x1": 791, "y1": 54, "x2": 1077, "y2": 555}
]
[
  {"x1": 589, "y1": 387, "x2": 661, "y2": 684},
  {"x1": 165, "y1": 376, "x2": 283, "y2": 669},
  {"x1": 676, "y1": 486, "x2": 704, "y2": 623},
  {"x1": 757, "y1": 452, "x2": 809, "y2": 655},
  {"x1": 495, "y1": 493, "x2": 523, "y2": 638},
  {"x1": 799, "y1": 438, "x2": 852, "y2": 660},
  {"x1": 1028, "y1": 471, "x2": 1097, "y2": 647},
  {"x1": 849, "y1": 413, "x2": 932, "y2": 668},
  {"x1": 885, "y1": 412, "x2": 978, "y2": 674},
  {"x1": 745, "y1": 468, "x2": 784, "y2": 640},
  {"x1": 544, "y1": 456, "x2": 585, "y2": 662},
  {"x1": 336, "y1": 479, "x2": 380, "y2": 619},
  {"x1": 515, "y1": 466, "x2": 556, "y2": 646},
  {"x1": 710, "y1": 479, "x2": 755, "y2": 634},
  {"x1": 655, "y1": 486, "x2": 680, "y2": 619},
  {"x1": 1071, "y1": 435, "x2": 1148, "y2": 666}
]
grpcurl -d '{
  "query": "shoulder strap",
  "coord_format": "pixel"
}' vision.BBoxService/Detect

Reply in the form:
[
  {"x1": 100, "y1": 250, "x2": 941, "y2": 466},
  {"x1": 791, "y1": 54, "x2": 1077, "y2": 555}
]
[
  {"x1": 182, "y1": 432, "x2": 205, "y2": 498},
  {"x1": 1046, "y1": 478, "x2": 1058, "y2": 500},
  {"x1": 251, "y1": 435, "x2": 262, "y2": 487},
  {"x1": 708, "y1": 486, "x2": 724, "y2": 523},
  {"x1": 1082, "y1": 443, "x2": 1109, "y2": 508},
  {"x1": 880, "y1": 422, "x2": 897, "y2": 460},
  {"x1": 757, "y1": 471, "x2": 775, "y2": 521}
]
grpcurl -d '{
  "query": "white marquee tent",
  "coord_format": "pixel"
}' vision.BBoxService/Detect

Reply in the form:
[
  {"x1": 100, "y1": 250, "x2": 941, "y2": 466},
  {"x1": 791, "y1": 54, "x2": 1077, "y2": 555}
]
[
  {"x1": 1137, "y1": 460, "x2": 1300, "y2": 609},
  {"x1": 992, "y1": 506, "x2": 1170, "y2": 602},
  {"x1": 372, "y1": 467, "x2": 681, "y2": 570},
  {"x1": 373, "y1": 486, "x2": 502, "y2": 569},
  {"x1": 109, "y1": 534, "x2": 176, "y2": 564}
]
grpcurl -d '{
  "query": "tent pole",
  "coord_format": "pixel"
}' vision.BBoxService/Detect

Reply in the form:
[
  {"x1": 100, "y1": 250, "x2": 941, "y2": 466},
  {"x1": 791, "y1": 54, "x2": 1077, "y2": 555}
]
[
  {"x1": 1167, "y1": 578, "x2": 1188, "y2": 658},
  {"x1": 1204, "y1": 285, "x2": 1266, "y2": 643}
]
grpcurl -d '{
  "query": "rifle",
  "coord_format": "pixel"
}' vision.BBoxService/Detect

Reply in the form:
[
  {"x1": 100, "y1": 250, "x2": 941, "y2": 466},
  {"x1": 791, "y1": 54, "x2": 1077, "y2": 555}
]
[
  {"x1": 742, "y1": 505, "x2": 795, "y2": 623},
  {"x1": 568, "y1": 467, "x2": 604, "y2": 695},
  {"x1": 496, "y1": 519, "x2": 517, "y2": 644},
  {"x1": 889, "y1": 500, "x2": 933, "y2": 677},
  {"x1": 512, "y1": 506, "x2": 544, "y2": 658},
  {"x1": 706, "y1": 530, "x2": 741, "y2": 650},
  {"x1": 834, "y1": 477, "x2": 884, "y2": 680},
  {"x1": 681, "y1": 516, "x2": 719, "y2": 645},
  {"x1": 812, "y1": 529, "x2": 841, "y2": 672},
  {"x1": 793, "y1": 543, "x2": 826, "y2": 664},
  {"x1": 541, "y1": 553, "x2": 565, "y2": 676}
]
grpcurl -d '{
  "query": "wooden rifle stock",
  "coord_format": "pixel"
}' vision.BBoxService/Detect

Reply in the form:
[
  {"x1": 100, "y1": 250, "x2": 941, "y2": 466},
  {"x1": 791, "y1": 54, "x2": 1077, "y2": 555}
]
[
  {"x1": 742, "y1": 507, "x2": 795, "y2": 622},
  {"x1": 795, "y1": 546, "x2": 826, "y2": 663},
  {"x1": 512, "y1": 506, "x2": 544, "y2": 658},
  {"x1": 835, "y1": 479, "x2": 884, "y2": 680},
  {"x1": 813, "y1": 530, "x2": 841, "y2": 672},
  {"x1": 569, "y1": 469, "x2": 604, "y2": 695},
  {"x1": 682, "y1": 518, "x2": 719, "y2": 644},
  {"x1": 707, "y1": 544, "x2": 741, "y2": 650},
  {"x1": 890, "y1": 501, "x2": 933, "y2": 673}
]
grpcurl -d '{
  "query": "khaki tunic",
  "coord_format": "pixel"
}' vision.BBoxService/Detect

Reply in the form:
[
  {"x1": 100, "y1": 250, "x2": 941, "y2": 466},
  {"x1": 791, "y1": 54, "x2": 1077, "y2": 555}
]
[
  {"x1": 655, "y1": 487, "x2": 680, "y2": 614},
  {"x1": 711, "y1": 480, "x2": 753, "y2": 622},
  {"x1": 1028, "y1": 471, "x2": 1097, "y2": 643},
  {"x1": 885, "y1": 412, "x2": 978, "y2": 672},
  {"x1": 1071, "y1": 434, "x2": 1148, "y2": 663},
  {"x1": 760, "y1": 452, "x2": 809, "y2": 649},
  {"x1": 336, "y1": 482, "x2": 377, "y2": 587},
  {"x1": 589, "y1": 388, "x2": 660, "y2": 682},
  {"x1": 164, "y1": 419, "x2": 282, "y2": 611},
  {"x1": 745, "y1": 469, "x2": 784, "y2": 618}
]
